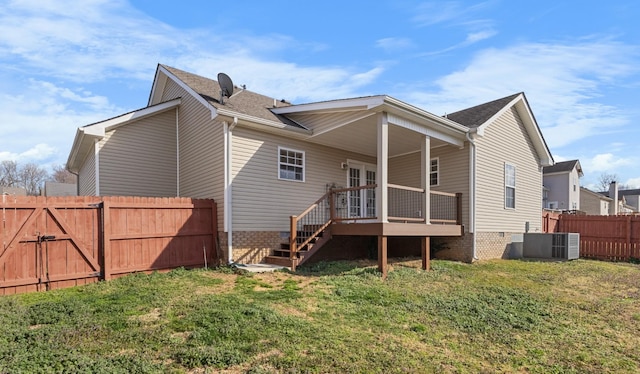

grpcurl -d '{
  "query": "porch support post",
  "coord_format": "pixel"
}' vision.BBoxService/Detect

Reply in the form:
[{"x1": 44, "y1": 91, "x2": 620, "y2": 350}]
[
  {"x1": 421, "y1": 236, "x2": 430, "y2": 271},
  {"x1": 377, "y1": 112, "x2": 389, "y2": 223},
  {"x1": 378, "y1": 235, "x2": 388, "y2": 279},
  {"x1": 420, "y1": 135, "x2": 431, "y2": 224}
]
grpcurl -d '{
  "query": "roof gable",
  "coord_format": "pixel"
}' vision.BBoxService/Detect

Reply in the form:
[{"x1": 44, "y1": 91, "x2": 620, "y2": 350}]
[
  {"x1": 446, "y1": 93, "x2": 521, "y2": 128},
  {"x1": 448, "y1": 93, "x2": 553, "y2": 167},
  {"x1": 543, "y1": 159, "x2": 583, "y2": 176},
  {"x1": 152, "y1": 65, "x2": 306, "y2": 131}
]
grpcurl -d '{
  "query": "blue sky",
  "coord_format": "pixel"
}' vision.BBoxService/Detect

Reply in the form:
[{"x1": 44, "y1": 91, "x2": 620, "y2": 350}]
[{"x1": 1, "y1": 0, "x2": 639, "y2": 190}]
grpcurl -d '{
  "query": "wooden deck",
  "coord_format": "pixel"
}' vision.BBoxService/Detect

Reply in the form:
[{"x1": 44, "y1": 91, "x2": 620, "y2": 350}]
[
  {"x1": 264, "y1": 184, "x2": 464, "y2": 275},
  {"x1": 330, "y1": 221, "x2": 463, "y2": 237}
]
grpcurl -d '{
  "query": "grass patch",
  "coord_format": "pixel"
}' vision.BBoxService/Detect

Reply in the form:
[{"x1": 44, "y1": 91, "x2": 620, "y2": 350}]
[{"x1": 0, "y1": 260, "x2": 639, "y2": 373}]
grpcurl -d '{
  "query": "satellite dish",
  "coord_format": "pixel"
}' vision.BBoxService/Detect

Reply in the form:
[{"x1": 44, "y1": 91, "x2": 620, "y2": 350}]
[{"x1": 217, "y1": 73, "x2": 234, "y2": 104}]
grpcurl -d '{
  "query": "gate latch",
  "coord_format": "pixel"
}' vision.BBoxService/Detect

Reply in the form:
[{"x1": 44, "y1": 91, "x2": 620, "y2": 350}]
[{"x1": 38, "y1": 235, "x2": 56, "y2": 243}]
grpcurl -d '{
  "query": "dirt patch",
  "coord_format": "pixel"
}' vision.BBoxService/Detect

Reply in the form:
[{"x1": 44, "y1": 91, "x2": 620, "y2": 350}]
[
  {"x1": 196, "y1": 273, "x2": 237, "y2": 294},
  {"x1": 132, "y1": 308, "x2": 161, "y2": 324}
]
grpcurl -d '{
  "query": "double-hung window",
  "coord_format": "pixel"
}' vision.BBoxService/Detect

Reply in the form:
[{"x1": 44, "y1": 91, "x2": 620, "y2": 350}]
[
  {"x1": 278, "y1": 147, "x2": 305, "y2": 182},
  {"x1": 505, "y1": 163, "x2": 516, "y2": 209},
  {"x1": 430, "y1": 158, "x2": 439, "y2": 186}
]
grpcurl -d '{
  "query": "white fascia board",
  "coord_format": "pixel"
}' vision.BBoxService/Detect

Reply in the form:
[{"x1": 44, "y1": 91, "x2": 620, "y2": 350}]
[
  {"x1": 66, "y1": 128, "x2": 103, "y2": 173},
  {"x1": 271, "y1": 96, "x2": 386, "y2": 115},
  {"x1": 148, "y1": 66, "x2": 167, "y2": 106},
  {"x1": 156, "y1": 65, "x2": 219, "y2": 119}
]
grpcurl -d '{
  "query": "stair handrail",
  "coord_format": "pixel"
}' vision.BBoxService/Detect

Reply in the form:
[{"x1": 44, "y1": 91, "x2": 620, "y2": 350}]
[{"x1": 290, "y1": 190, "x2": 333, "y2": 266}]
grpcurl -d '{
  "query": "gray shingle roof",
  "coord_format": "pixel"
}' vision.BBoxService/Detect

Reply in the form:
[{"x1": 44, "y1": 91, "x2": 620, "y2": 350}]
[
  {"x1": 446, "y1": 93, "x2": 521, "y2": 128},
  {"x1": 161, "y1": 65, "x2": 306, "y2": 129},
  {"x1": 543, "y1": 160, "x2": 581, "y2": 174},
  {"x1": 619, "y1": 189, "x2": 640, "y2": 196}
]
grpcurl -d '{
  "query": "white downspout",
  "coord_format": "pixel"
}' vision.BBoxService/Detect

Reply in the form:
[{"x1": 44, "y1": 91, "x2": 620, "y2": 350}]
[
  {"x1": 94, "y1": 139, "x2": 100, "y2": 196},
  {"x1": 224, "y1": 117, "x2": 238, "y2": 264},
  {"x1": 466, "y1": 131, "x2": 478, "y2": 261}
]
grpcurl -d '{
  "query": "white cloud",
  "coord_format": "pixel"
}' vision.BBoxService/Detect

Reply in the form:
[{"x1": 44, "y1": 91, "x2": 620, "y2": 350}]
[
  {"x1": 376, "y1": 37, "x2": 414, "y2": 52},
  {"x1": 583, "y1": 153, "x2": 634, "y2": 173},
  {"x1": 405, "y1": 39, "x2": 637, "y2": 148},
  {"x1": 412, "y1": 1, "x2": 493, "y2": 27},
  {"x1": 0, "y1": 79, "x2": 121, "y2": 166},
  {"x1": 0, "y1": 143, "x2": 56, "y2": 162},
  {"x1": 0, "y1": 0, "x2": 389, "y2": 167},
  {"x1": 625, "y1": 178, "x2": 640, "y2": 189},
  {"x1": 179, "y1": 56, "x2": 384, "y2": 103}
]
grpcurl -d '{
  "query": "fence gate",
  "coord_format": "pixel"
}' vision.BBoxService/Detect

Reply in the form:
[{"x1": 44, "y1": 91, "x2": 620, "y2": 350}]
[{"x1": 0, "y1": 197, "x2": 101, "y2": 294}]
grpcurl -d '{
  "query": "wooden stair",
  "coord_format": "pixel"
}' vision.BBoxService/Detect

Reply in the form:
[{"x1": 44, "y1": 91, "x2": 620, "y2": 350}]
[{"x1": 264, "y1": 226, "x2": 332, "y2": 268}]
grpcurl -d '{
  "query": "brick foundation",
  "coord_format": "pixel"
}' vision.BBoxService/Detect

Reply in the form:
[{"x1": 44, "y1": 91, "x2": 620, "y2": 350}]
[
  {"x1": 475, "y1": 232, "x2": 519, "y2": 260},
  {"x1": 432, "y1": 233, "x2": 474, "y2": 262},
  {"x1": 218, "y1": 231, "x2": 284, "y2": 264}
]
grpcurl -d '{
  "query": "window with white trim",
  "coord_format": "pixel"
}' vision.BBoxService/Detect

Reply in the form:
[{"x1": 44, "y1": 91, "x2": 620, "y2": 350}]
[
  {"x1": 278, "y1": 147, "x2": 305, "y2": 182},
  {"x1": 505, "y1": 163, "x2": 516, "y2": 208},
  {"x1": 430, "y1": 158, "x2": 439, "y2": 186}
]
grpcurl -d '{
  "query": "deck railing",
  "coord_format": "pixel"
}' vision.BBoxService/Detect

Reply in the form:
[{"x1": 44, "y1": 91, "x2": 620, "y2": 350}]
[
  {"x1": 289, "y1": 191, "x2": 332, "y2": 264},
  {"x1": 388, "y1": 184, "x2": 425, "y2": 222},
  {"x1": 289, "y1": 184, "x2": 461, "y2": 264}
]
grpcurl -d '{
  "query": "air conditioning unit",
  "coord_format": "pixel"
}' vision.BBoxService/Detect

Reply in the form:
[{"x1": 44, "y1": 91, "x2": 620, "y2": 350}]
[{"x1": 523, "y1": 233, "x2": 580, "y2": 260}]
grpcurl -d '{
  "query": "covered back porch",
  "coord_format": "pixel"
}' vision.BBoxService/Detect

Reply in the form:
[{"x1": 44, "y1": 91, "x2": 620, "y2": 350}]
[{"x1": 272, "y1": 96, "x2": 471, "y2": 275}]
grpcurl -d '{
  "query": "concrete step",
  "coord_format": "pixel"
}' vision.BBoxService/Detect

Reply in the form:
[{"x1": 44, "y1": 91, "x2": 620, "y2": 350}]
[{"x1": 263, "y1": 256, "x2": 294, "y2": 267}]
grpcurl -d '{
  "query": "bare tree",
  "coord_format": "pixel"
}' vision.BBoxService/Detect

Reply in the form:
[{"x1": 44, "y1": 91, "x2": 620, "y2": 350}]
[
  {"x1": 50, "y1": 164, "x2": 77, "y2": 184},
  {"x1": 597, "y1": 172, "x2": 630, "y2": 192},
  {"x1": 0, "y1": 160, "x2": 20, "y2": 187},
  {"x1": 19, "y1": 162, "x2": 48, "y2": 195}
]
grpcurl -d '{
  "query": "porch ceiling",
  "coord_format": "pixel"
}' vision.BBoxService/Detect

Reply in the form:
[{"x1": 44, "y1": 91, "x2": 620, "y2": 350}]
[{"x1": 304, "y1": 115, "x2": 451, "y2": 157}]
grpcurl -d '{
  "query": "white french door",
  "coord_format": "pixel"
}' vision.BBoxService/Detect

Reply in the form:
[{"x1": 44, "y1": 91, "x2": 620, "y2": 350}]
[{"x1": 347, "y1": 162, "x2": 376, "y2": 219}]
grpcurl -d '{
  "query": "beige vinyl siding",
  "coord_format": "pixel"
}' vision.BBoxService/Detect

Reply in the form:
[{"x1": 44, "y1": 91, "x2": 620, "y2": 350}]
[
  {"x1": 389, "y1": 153, "x2": 421, "y2": 188},
  {"x1": 431, "y1": 145, "x2": 470, "y2": 229},
  {"x1": 231, "y1": 126, "x2": 375, "y2": 231},
  {"x1": 475, "y1": 107, "x2": 542, "y2": 232},
  {"x1": 78, "y1": 148, "x2": 96, "y2": 196},
  {"x1": 98, "y1": 109, "x2": 177, "y2": 196},
  {"x1": 160, "y1": 78, "x2": 225, "y2": 231}
]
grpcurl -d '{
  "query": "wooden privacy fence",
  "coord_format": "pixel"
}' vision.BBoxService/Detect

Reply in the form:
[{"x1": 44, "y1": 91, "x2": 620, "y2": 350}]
[
  {"x1": 553, "y1": 214, "x2": 640, "y2": 261},
  {"x1": 0, "y1": 196, "x2": 218, "y2": 295},
  {"x1": 542, "y1": 210, "x2": 560, "y2": 233}
]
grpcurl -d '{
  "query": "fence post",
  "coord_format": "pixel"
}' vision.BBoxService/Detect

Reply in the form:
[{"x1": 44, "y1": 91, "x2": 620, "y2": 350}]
[
  {"x1": 101, "y1": 199, "x2": 111, "y2": 281},
  {"x1": 211, "y1": 199, "x2": 218, "y2": 265},
  {"x1": 626, "y1": 215, "x2": 632, "y2": 261}
]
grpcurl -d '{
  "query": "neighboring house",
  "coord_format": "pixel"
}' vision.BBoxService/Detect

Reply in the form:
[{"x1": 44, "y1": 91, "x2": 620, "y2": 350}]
[
  {"x1": 599, "y1": 182, "x2": 639, "y2": 215},
  {"x1": 619, "y1": 189, "x2": 640, "y2": 212},
  {"x1": 580, "y1": 187, "x2": 611, "y2": 215},
  {"x1": 542, "y1": 159, "x2": 583, "y2": 211},
  {"x1": 0, "y1": 186, "x2": 27, "y2": 196},
  {"x1": 42, "y1": 182, "x2": 77, "y2": 197},
  {"x1": 66, "y1": 65, "x2": 553, "y2": 267}
]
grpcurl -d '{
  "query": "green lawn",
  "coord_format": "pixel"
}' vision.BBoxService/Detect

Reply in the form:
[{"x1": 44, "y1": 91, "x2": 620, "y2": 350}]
[{"x1": 1, "y1": 258, "x2": 639, "y2": 373}]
